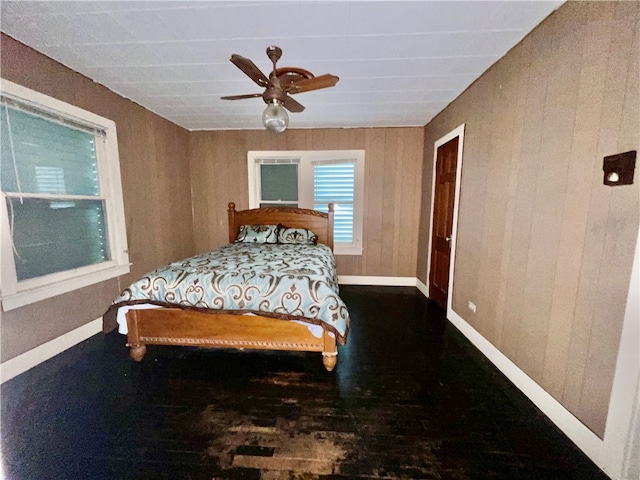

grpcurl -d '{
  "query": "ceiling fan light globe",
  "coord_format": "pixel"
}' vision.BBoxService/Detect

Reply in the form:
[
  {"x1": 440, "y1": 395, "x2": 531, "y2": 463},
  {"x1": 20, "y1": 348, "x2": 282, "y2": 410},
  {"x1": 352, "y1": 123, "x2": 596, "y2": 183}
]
[{"x1": 262, "y1": 101, "x2": 289, "y2": 133}]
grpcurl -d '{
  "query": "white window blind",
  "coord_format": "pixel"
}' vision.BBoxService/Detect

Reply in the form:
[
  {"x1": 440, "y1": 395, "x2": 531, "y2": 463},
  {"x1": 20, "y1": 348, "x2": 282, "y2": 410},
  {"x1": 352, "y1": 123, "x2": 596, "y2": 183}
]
[{"x1": 313, "y1": 160, "x2": 356, "y2": 243}]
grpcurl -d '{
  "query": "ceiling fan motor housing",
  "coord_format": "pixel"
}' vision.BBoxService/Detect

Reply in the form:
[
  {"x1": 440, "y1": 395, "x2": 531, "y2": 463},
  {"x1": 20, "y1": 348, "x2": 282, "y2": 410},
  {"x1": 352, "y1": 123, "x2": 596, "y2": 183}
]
[{"x1": 262, "y1": 86, "x2": 287, "y2": 105}]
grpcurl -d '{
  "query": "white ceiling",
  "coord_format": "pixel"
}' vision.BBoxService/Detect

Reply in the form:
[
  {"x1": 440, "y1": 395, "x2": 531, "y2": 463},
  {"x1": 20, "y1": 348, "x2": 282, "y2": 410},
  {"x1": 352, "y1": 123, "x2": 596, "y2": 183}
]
[{"x1": 0, "y1": 1, "x2": 563, "y2": 131}]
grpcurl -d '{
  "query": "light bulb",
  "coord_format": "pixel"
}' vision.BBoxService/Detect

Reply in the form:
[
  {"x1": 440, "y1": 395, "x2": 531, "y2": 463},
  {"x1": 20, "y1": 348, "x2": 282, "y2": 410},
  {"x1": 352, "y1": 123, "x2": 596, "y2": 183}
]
[
  {"x1": 262, "y1": 100, "x2": 289, "y2": 133},
  {"x1": 607, "y1": 172, "x2": 620, "y2": 183}
]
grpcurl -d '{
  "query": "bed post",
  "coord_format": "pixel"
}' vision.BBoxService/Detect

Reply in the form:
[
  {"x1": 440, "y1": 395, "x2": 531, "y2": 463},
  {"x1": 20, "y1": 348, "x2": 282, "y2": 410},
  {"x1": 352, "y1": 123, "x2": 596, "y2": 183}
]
[
  {"x1": 228, "y1": 202, "x2": 237, "y2": 243},
  {"x1": 327, "y1": 203, "x2": 335, "y2": 252},
  {"x1": 126, "y1": 310, "x2": 147, "y2": 362},
  {"x1": 323, "y1": 203, "x2": 337, "y2": 370},
  {"x1": 322, "y1": 331, "x2": 338, "y2": 371}
]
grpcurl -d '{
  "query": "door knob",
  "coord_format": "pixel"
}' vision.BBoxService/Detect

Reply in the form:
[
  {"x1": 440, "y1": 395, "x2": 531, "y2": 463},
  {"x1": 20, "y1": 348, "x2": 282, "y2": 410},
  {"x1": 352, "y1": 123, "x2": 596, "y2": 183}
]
[{"x1": 445, "y1": 236, "x2": 452, "y2": 242}]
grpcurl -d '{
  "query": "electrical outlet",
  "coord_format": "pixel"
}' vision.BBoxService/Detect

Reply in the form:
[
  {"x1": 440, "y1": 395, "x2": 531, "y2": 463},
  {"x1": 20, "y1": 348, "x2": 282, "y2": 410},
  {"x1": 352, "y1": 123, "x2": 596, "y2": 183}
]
[{"x1": 468, "y1": 301, "x2": 477, "y2": 313}]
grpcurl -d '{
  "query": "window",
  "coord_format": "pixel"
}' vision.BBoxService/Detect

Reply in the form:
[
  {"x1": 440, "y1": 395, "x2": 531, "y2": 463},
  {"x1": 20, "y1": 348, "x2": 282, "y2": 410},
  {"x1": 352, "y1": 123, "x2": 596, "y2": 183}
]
[
  {"x1": 248, "y1": 150, "x2": 364, "y2": 255},
  {"x1": 0, "y1": 80, "x2": 129, "y2": 310},
  {"x1": 257, "y1": 158, "x2": 299, "y2": 208},
  {"x1": 313, "y1": 160, "x2": 356, "y2": 244}
]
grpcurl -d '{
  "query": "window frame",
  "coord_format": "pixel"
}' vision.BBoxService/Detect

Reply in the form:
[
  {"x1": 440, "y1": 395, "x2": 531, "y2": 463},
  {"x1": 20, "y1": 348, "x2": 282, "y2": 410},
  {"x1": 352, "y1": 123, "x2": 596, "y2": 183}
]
[
  {"x1": 0, "y1": 79, "x2": 130, "y2": 311},
  {"x1": 248, "y1": 150, "x2": 365, "y2": 255}
]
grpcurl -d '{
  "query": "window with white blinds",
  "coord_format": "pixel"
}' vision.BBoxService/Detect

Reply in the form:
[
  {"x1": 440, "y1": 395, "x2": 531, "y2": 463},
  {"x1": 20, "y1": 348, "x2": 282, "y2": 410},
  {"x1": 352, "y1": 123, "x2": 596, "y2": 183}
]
[
  {"x1": 313, "y1": 160, "x2": 356, "y2": 243},
  {"x1": 0, "y1": 80, "x2": 129, "y2": 310},
  {"x1": 248, "y1": 150, "x2": 364, "y2": 255}
]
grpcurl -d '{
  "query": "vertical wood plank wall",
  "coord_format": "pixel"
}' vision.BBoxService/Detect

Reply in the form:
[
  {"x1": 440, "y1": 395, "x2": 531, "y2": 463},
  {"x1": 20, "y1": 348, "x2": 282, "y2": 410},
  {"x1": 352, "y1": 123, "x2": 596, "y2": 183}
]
[
  {"x1": 417, "y1": 2, "x2": 639, "y2": 437},
  {"x1": 0, "y1": 35, "x2": 195, "y2": 361},
  {"x1": 188, "y1": 128, "x2": 424, "y2": 277}
]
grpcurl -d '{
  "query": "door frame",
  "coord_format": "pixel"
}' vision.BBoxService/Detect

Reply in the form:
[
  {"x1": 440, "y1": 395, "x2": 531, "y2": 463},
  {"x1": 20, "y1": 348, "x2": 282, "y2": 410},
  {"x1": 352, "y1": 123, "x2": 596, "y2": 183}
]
[{"x1": 426, "y1": 124, "x2": 465, "y2": 314}]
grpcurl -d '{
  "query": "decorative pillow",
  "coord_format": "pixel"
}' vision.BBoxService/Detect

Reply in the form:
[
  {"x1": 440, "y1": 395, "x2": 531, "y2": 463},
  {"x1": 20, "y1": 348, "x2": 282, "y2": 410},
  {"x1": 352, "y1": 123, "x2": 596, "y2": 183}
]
[
  {"x1": 235, "y1": 224, "x2": 278, "y2": 243},
  {"x1": 277, "y1": 225, "x2": 318, "y2": 245}
]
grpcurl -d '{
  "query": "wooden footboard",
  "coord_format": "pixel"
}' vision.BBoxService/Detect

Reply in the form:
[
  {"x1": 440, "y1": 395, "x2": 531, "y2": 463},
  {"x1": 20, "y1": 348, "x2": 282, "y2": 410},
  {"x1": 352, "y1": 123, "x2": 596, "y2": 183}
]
[{"x1": 126, "y1": 308, "x2": 338, "y2": 371}]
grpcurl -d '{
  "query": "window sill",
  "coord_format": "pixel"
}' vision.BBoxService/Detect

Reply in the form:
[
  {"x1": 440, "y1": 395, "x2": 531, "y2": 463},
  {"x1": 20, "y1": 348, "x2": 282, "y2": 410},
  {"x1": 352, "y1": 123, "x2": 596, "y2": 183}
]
[
  {"x1": 334, "y1": 246, "x2": 363, "y2": 256},
  {"x1": 1, "y1": 263, "x2": 130, "y2": 312}
]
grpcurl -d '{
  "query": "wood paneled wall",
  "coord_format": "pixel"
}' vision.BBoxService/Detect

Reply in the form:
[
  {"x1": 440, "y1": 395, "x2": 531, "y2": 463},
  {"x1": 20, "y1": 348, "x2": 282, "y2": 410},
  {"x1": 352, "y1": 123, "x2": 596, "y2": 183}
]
[
  {"x1": 0, "y1": 35, "x2": 195, "y2": 361},
  {"x1": 418, "y1": 2, "x2": 639, "y2": 437},
  {"x1": 188, "y1": 128, "x2": 424, "y2": 277}
]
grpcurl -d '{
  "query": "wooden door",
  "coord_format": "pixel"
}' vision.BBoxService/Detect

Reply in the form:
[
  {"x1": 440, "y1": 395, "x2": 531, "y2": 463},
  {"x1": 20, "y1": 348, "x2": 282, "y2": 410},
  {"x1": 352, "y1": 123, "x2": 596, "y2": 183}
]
[{"x1": 429, "y1": 136, "x2": 459, "y2": 309}]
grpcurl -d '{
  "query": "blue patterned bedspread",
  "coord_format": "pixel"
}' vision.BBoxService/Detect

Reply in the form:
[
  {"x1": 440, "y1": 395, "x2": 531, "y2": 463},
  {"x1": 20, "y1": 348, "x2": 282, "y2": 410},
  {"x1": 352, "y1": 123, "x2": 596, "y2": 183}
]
[{"x1": 107, "y1": 243, "x2": 349, "y2": 344}]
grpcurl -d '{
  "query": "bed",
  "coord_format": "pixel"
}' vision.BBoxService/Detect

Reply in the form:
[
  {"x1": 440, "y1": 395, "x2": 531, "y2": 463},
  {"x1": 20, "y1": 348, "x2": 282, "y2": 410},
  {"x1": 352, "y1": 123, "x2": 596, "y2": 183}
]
[{"x1": 102, "y1": 202, "x2": 349, "y2": 371}]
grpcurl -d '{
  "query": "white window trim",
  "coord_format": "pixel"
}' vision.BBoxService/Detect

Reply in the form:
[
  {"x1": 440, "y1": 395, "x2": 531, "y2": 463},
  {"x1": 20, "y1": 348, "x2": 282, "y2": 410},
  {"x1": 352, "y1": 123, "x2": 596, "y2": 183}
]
[
  {"x1": 248, "y1": 150, "x2": 365, "y2": 256},
  {"x1": 0, "y1": 79, "x2": 130, "y2": 311}
]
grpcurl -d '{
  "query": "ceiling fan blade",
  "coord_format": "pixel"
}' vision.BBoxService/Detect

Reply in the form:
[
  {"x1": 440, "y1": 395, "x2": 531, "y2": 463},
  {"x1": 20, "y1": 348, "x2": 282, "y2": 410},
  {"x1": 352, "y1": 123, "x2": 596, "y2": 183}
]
[
  {"x1": 288, "y1": 74, "x2": 339, "y2": 94},
  {"x1": 283, "y1": 95, "x2": 305, "y2": 113},
  {"x1": 230, "y1": 54, "x2": 269, "y2": 87},
  {"x1": 221, "y1": 93, "x2": 263, "y2": 100}
]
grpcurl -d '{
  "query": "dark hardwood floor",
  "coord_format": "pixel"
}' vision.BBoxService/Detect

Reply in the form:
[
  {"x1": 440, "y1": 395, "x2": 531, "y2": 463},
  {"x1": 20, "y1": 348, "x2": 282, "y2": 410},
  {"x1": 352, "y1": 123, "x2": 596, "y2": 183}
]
[{"x1": 2, "y1": 286, "x2": 609, "y2": 479}]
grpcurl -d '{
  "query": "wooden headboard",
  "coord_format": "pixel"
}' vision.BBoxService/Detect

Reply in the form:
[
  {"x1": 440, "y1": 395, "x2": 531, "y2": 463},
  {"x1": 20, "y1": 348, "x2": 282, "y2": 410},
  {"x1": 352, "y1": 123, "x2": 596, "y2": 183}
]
[{"x1": 227, "y1": 202, "x2": 334, "y2": 251}]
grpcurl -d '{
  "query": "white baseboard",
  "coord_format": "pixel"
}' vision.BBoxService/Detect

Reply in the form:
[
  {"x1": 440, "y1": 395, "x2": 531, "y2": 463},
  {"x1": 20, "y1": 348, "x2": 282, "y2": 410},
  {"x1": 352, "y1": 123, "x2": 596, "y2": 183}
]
[
  {"x1": 416, "y1": 277, "x2": 428, "y2": 297},
  {"x1": 445, "y1": 307, "x2": 605, "y2": 460},
  {"x1": 338, "y1": 275, "x2": 431, "y2": 298},
  {"x1": 0, "y1": 318, "x2": 102, "y2": 384},
  {"x1": 338, "y1": 275, "x2": 417, "y2": 286}
]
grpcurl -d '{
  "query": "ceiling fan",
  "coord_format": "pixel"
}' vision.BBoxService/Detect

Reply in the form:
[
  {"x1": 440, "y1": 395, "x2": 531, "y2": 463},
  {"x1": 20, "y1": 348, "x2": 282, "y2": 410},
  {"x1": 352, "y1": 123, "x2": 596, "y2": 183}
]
[{"x1": 221, "y1": 46, "x2": 339, "y2": 133}]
